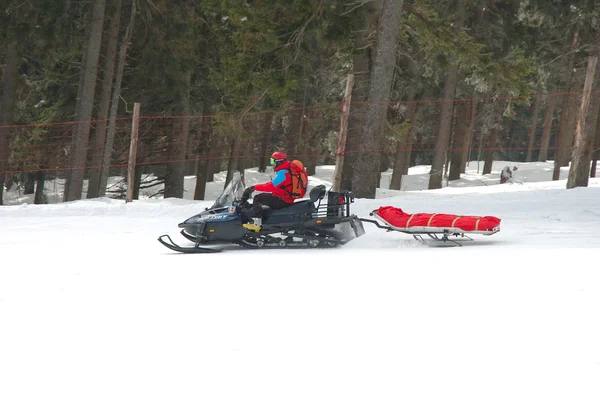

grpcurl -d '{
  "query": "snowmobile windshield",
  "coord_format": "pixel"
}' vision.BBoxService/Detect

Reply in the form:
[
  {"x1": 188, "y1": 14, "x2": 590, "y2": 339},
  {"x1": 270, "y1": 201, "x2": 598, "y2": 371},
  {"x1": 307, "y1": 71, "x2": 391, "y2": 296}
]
[{"x1": 211, "y1": 172, "x2": 245, "y2": 209}]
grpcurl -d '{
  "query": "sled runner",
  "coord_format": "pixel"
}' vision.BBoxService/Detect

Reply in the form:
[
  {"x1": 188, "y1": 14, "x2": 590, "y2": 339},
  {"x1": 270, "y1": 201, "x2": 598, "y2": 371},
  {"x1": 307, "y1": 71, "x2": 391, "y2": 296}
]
[{"x1": 360, "y1": 206, "x2": 501, "y2": 247}]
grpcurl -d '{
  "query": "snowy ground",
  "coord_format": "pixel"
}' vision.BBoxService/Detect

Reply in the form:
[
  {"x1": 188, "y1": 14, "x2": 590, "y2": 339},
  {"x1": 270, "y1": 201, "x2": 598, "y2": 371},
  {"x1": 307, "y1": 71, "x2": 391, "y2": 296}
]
[{"x1": 1, "y1": 162, "x2": 600, "y2": 398}]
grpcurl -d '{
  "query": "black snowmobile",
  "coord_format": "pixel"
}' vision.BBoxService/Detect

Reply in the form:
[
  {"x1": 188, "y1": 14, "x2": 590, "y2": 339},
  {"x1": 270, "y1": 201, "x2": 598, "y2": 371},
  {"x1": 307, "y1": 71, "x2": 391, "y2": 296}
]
[{"x1": 157, "y1": 172, "x2": 366, "y2": 253}]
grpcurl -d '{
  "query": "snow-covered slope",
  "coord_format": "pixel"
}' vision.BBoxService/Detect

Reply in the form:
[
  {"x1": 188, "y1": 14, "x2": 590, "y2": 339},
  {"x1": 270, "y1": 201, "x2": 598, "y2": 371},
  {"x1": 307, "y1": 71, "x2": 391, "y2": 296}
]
[{"x1": 1, "y1": 161, "x2": 599, "y2": 398}]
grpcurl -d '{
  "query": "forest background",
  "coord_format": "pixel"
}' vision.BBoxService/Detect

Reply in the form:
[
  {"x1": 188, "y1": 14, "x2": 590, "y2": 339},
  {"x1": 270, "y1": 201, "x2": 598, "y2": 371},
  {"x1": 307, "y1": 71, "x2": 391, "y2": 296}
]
[{"x1": 1, "y1": 0, "x2": 600, "y2": 204}]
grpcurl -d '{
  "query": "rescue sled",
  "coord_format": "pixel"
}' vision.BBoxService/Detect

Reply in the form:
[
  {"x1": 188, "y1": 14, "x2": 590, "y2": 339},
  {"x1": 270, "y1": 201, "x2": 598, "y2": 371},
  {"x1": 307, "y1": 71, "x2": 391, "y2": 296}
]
[{"x1": 360, "y1": 206, "x2": 501, "y2": 247}]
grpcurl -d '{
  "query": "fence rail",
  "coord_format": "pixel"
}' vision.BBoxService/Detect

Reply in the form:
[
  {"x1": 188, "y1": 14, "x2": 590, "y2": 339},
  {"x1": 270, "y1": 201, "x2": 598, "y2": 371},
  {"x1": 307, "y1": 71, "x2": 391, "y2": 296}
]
[{"x1": 1, "y1": 91, "x2": 599, "y2": 203}]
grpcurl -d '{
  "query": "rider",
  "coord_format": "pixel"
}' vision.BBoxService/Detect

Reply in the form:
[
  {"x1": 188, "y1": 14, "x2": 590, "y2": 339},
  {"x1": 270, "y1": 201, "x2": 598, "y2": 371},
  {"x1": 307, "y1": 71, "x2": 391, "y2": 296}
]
[{"x1": 242, "y1": 151, "x2": 295, "y2": 232}]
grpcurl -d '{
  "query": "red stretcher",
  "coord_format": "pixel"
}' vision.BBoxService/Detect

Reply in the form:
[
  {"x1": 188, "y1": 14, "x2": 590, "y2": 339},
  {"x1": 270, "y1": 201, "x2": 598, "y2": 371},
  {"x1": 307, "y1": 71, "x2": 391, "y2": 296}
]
[{"x1": 361, "y1": 206, "x2": 501, "y2": 247}]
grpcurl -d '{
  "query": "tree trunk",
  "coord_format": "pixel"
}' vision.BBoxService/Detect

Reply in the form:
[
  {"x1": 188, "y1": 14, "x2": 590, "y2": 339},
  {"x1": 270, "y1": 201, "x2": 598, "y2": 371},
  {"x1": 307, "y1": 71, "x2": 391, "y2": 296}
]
[
  {"x1": 299, "y1": 112, "x2": 309, "y2": 162},
  {"x1": 591, "y1": 114, "x2": 600, "y2": 178},
  {"x1": 444, "y1": 147, "x2": 451, "y2": 177},
  {"x1": 553, "y1": 30, "x2": 579, "y2": 180},
  {"x1": 538, "y1": 94, "x2": 557, "y2": 162},
  {"x1": 304, "y1": 131, "x2": 319, "y2": 176},
  {"x1": 258, "y1": 142, "x2": 269, "y2": 173},
  {"x1": 449, "y1": 101, "x2": 472, "y2": 180},
  {"x1": 561, "y1": 94, "x2": 581, "y2": 167},
  {"x1": 225, "y1": 138, "x2": 242, "y2": 187},
  {"x1": 332, "y1": 74, "x2": 354, "y2": 190},
  {"x1": 402, "y1": 106, "x2": 415, "y2": 176},
  {"x1": 133, "y1": 164, "x2": 143, "y2": 200},
  {"x1": 591, "y1": 137, "x2": 600, "y2": 178},
  {"x1": 286, "y1": 111, "x2": 301, "y2": 157},
  {"x1": 164, "y1": 115, "x2": 189, "y2": 198},
  {"x1": 429, "y1": 0, "x2": 465, "y2": 190},
  {"x1": 194, "y1": 103, "x2": 215, "y2": 200},
  {"x1": 207, "y1": 161, "x2": 218, "y2": 182},
  {"x1": 24, "y1": 173, "x2": 35, "y2": 195},
  {"x1": 258, "y1": 112, "x2": 273, "y2": 172},
  {"x1": 194, "y1": 155, "x2": 209, "y2": 200},
  {"x1": 341, "y1": 2, "x2": 382, "y2": 191},
  {"x1": 389, "y1": 102, "x2": 416, "y2": 190},
  {"x1": 378, "y1": 148, "x2": 389, "y2": 188},
  {"x1": 3, "y1": 174, "x2": 13, "y2": 191},
  {"x1": 483, "y1": 129, "x2": 498, "y2": 175},
  {"x1": 97, "y1": 0, "x2": 137, "y2": 197},
  {"x1": 87, "y1": 0, "x2": 123, "y2": 198},
  {"x1": 351, "y1": 0, "x2": 404, "y2": 198},
  {"x1": 505, "y1": 116, "x2": 519, "y2": 160},
  {"x1": 389, "y1": 142, "x2": 406, "y2": 191},
  {"x1": 429, "y1": 71, "x2": 458, "y2": 188},
  {"x1": 340, "y1": 85, "x2": 365, "y2": 191},
  {"x1": 64, "y1": 0, "x2": 106, "y2": 202},
  {"x1": 0, "y1": 40, "x2": 21, "y2": 205},
  {"x1": 301, "y1": 115, "x2": 319, "y2": 176},
  {"x1": 206, "y1": 135, "x2": 221, "y2": 182},
  {"x1": 34, "y1": 171, "x2": 47, "y2": 205},
  {"x1": 458, "y1": 1, "x2": 487, "y2": 174},
  {"x1": 526, "y1": 94, "x2": 543, "y2": 162},
  {"x1": 379, "y1": 150, "x2": 389, "y2": 173},
  {"x1": 306, "y1": 157, "x2": 317, "y2": 176},
  {"x1": 567, "y1": 55, "x2": 600, "y2": 188},
  {"x1": 460, "y1": 99, "x2": 477, "y2": 173},
  {"x1": 164, "y1": 72, "x2": 192, "y2": 198},
  {"x1": 237, "y1": 148, "x2": 249, "y2": 176}
]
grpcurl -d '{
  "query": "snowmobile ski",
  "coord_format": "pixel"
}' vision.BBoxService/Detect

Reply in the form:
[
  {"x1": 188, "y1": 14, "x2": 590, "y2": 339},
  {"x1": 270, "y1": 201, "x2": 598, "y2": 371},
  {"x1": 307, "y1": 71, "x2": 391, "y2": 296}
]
[{"x1": 157, "y1": 234, "x2": 223, "y2": 254}]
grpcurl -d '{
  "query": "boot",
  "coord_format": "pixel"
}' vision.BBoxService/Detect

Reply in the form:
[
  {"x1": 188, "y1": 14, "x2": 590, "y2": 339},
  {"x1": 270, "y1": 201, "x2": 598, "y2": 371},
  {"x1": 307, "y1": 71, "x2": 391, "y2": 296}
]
[{"x1": 242, "y1": 217, "x2": 262, "y2": 232}]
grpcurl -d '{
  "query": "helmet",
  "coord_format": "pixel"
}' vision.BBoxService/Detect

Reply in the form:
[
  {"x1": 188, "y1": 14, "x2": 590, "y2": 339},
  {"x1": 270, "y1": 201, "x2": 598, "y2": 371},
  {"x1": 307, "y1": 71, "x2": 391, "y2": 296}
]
[{"x1": 270, "y1": 151, "x2": 287, "y2": 166}]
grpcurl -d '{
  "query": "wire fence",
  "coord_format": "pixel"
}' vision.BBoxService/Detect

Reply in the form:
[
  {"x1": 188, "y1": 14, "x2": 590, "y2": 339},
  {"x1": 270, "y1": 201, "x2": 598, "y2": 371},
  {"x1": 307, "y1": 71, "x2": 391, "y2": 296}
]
[{"x1": 1, "y1": 90, "x2": 599, "y2": 202}]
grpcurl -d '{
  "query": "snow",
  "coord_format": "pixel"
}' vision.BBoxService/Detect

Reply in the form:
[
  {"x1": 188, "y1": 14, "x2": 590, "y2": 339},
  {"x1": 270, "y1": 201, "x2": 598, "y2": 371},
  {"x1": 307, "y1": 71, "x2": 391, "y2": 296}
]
[{"x1": 1, "y1": 161, "x2": 600, "y2": 398}]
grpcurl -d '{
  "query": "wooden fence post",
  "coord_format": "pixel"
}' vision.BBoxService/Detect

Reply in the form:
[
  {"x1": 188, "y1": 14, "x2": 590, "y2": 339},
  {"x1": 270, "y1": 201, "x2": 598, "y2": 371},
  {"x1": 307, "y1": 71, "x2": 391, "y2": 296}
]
[
  {"x1": 126, "y1": 102, "x2": 141, "y2": 203},
  {"x1": 332, "y1": 73, "x2": 354, "y2": 192}
]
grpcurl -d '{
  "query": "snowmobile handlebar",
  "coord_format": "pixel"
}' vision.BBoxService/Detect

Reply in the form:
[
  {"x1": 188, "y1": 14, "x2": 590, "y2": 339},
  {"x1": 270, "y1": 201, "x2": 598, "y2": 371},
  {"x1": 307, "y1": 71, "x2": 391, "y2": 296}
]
[{"x1": 240, "y1": 186, "x2": 255, "y2": 203}]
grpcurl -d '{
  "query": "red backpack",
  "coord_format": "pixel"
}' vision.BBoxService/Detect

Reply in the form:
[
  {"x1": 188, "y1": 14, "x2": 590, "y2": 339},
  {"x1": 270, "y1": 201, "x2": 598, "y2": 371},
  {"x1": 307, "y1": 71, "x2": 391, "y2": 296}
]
[{"x1": 287, "y1": 160, "x2": 308, "y2": 199}]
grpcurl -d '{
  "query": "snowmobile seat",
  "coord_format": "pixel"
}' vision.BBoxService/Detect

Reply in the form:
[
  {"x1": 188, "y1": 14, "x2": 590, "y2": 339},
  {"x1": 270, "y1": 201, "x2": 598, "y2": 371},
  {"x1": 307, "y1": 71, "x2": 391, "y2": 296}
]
[
  {"x1": 262, "y1": 200, "x2": 315, "y2": 217},
  {"x1": 261, "y1": 185, "x2": 325, "y2": 219}
]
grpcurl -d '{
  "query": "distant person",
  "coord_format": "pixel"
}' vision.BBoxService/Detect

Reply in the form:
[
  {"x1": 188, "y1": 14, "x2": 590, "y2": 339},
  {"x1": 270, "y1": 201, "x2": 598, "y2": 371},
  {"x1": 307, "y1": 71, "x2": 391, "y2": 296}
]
[{"x1": 500, "y1": 165, "x2": 518, "y2": 184}]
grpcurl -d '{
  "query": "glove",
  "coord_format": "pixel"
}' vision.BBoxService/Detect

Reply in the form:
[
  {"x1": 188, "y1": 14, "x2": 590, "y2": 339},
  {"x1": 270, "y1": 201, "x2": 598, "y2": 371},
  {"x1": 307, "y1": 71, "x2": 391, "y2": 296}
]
[{"x1": 241, "y1": 186, "x2": 255, "y2": 202}]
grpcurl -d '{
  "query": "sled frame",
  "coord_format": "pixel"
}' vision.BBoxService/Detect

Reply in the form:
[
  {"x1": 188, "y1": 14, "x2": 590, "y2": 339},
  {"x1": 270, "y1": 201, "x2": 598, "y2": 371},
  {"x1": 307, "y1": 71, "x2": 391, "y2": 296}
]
[{"x1": 412, "y1": 231, "x2": 473, "y2": 247}]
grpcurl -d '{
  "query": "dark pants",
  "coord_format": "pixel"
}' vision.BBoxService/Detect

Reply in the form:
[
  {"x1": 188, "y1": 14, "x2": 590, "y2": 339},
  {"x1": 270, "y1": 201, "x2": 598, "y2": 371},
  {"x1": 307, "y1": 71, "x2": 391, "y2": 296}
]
[{"x1": 252, "y1": 193, "x2": 290, "y2": 219}]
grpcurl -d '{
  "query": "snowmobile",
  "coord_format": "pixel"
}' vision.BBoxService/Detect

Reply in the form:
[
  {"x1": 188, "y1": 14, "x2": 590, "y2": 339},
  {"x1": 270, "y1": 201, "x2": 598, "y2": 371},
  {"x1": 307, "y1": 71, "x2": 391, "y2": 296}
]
[{"x1": 158, "y1": 172, "x2": 366, "y2": 253}]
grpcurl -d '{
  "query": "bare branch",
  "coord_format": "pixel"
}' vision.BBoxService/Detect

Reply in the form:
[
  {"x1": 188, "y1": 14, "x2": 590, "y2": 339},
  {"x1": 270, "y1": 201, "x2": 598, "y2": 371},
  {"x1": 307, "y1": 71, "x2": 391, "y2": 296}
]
[
  {"x1": 237, "y1": 88, "x2": 269, "y2": 136},
  {"x1": 287, "y1": 0, "x2": 325, "y2": 64},
  {"x1": 341, "y1": 0, "x2": 373, "y2": 16}
]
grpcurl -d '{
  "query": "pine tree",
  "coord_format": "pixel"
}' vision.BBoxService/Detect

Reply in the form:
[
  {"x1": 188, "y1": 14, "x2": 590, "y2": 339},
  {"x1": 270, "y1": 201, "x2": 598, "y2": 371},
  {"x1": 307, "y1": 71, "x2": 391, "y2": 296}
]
[
  {"x1": 351, "y1": 0, "x2": 405, "y2": 198},
  {"x1": 64, "y1": 0, "x2": 107, "y2": 202}
]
